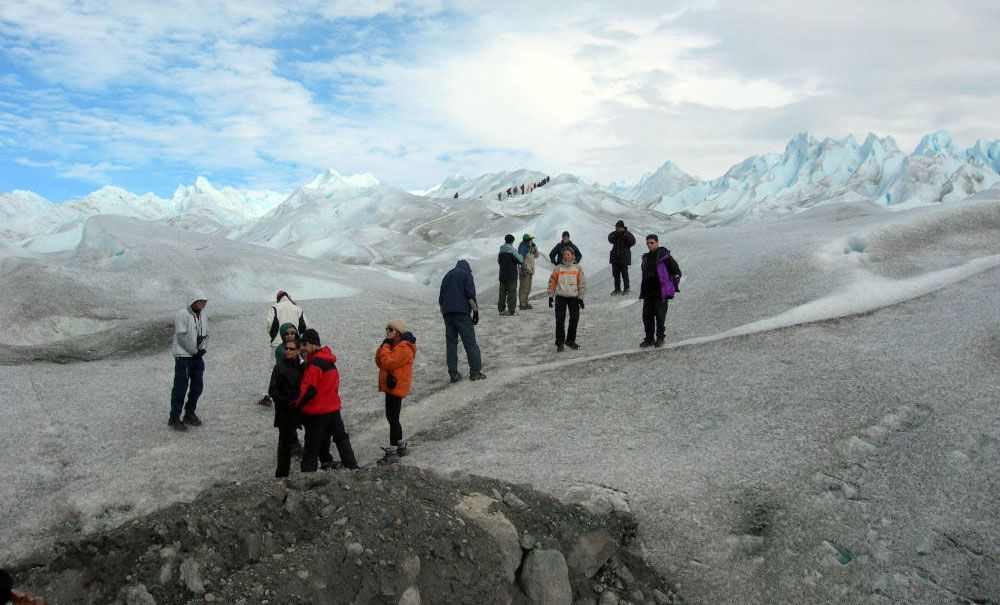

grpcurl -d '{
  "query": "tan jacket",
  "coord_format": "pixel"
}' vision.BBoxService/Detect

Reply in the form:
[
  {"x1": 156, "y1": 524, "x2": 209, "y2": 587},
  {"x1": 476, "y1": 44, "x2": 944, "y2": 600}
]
[{"x1": 547, "y1": 263, "x2": 586, "y2": 299}]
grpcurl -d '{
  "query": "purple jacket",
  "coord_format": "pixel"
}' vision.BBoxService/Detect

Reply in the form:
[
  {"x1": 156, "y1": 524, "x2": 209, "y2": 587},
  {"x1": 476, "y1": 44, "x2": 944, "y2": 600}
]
[{"x1": 640, "y1": 248, "x2": 681, "y2": 300}]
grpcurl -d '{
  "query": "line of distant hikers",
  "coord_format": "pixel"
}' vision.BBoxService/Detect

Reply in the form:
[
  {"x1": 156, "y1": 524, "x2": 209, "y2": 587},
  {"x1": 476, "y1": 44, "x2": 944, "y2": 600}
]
[{"x1": 165, "y1": 220, "x2": 681, "y2": 478}]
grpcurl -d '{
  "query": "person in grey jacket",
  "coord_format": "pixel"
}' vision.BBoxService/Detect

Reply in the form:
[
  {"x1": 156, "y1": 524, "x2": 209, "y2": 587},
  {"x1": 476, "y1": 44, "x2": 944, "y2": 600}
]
[{"x1": 169, "y1": 291, "x2": 208, "y2": 431}]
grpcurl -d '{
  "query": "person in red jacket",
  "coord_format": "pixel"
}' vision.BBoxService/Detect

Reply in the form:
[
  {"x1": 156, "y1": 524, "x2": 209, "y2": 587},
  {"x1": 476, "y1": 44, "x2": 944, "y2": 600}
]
[
  {"x1": 375, "y1": 319, "x2": 417, "y2": 457},
  {"x1": 293, "y1": 329, "x2": 359, "y2": 471}
]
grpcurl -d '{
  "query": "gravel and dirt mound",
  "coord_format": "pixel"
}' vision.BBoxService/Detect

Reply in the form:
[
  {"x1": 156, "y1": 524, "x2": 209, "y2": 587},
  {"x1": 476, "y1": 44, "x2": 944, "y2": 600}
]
[{"x1": 12, "y1": 466, "x2": 679, "y2": 605}]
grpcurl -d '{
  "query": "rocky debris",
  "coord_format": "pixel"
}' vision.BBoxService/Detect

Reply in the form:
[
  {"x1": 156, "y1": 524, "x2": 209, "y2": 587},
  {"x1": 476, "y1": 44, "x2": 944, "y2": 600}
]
[
  {"x1": 454, "y1": 492, "x2": 522, "y2": 582},
  {"x1": 567, "y1": 529, "x2": 617, "y2": 579},
  {"x1": 561, "y1": 484, "x2": 632, "y2": 515},
  {"x1": 11, "y1": 466, "x2": 679, "y2": 604},
  {"x1": 519, "y1": 549, "x2": 573, "y2": 604}
]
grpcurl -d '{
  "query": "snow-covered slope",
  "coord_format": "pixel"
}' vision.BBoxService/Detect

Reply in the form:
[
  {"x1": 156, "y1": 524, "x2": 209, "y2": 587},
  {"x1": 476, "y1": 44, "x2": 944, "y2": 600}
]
[
  {"x1": 236, "y1": 169, "x2": 450, "y2": 265},
  {"x1": 422, "y1": 169, "x2": 548, "y2": 199},
  {"x1": 0, "y1": 214, "x2": 424, "y2": 348}
]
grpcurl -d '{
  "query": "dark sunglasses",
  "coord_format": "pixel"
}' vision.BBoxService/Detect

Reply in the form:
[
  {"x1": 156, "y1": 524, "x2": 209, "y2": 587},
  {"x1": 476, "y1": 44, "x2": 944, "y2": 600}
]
[
  {"x1": 285, "y1": 346, "x2": 299, "y2": 351},
  {"x1": 385, "y1": 325, "x2": 396, "y2": 332}
]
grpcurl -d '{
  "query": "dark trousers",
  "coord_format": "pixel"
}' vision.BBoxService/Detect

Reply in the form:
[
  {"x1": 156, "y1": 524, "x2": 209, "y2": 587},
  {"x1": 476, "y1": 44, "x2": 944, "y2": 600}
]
[
  {"x1": 554, "y1": 296, "x2": 581, "y2": 345},
  {"x1": 385, "y1": 394, "x2": 403, "y2": 445},
  {"x1": 642, "y1": 297, "x2": 669, "y2": 341},
  {"x1": 498, "y1": 279, "x2": 517, "y2": 313},
  {"x1": 275, "y1": 422, "x2": 298, "y2": 478},
  {"x1": 611, "y1": 262, "x2": 630, "y2": 291},
  {"x1": 301, "y1": 411, "x2": 358, "y2": 471},
  {"x1": 444, "y1": 312, "x2": 482, "y2": 373},
  {"x1": 170, "y1": 356, "x2": 204, "y2": 421}
]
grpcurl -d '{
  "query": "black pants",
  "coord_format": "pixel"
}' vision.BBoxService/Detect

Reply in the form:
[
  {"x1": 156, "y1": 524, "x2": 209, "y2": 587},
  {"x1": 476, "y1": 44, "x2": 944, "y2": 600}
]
[
  {"x1": 275, "y1": 422, "x2": 298, "y2": 478},
  {"x1": 301, "y1": 411, "x2": 358, "y2": 471},
  {"x1": 611, "y1": 262, "x2": 630, "y2": 291},
  {"x1": 642, "y1": 297, "x2": 669, "y2": 341},
  {"x1": 498, "y1": 279, "x2": 517, "y2": 313},
  {"x1": 554, "y1": 296, "x2": 581, "y2": 345},
  {"x1": 385, "y1": 394, "x2": 403, "y2": 445}
]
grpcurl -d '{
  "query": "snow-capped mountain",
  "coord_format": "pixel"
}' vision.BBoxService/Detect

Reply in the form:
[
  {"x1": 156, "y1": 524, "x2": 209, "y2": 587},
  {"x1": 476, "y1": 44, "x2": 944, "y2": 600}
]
[
  {"x1": 615, "y1": 161, "x2": 699, "y2": 208},
  {"x1": 616, "y1": 131, "x2": 1000, "y2": 225},
  {"x1": 165, "y1": 177, "x2": 286, "y2": 234},
  {"x1": 236, "y1": 169, "x2": 448, "y2": 264}
]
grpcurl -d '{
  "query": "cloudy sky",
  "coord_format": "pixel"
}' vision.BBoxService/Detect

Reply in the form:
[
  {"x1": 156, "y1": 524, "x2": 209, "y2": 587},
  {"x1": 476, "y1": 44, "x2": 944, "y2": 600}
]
[{"x1": 1, "y1": 0, "x2": 998, "y2": 201}]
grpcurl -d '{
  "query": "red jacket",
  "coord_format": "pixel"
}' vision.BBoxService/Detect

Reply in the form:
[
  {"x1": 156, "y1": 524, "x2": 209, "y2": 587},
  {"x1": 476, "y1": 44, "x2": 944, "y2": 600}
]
[{"x1": 295, "y1": 346, "x2": 342, "y2": 415}]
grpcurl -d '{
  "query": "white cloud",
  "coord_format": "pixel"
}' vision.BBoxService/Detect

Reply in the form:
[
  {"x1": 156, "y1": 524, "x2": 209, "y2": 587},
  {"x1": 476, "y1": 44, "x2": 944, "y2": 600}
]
[{"x1": 1, "y1": 0, "x2": 998, "y2": 194}]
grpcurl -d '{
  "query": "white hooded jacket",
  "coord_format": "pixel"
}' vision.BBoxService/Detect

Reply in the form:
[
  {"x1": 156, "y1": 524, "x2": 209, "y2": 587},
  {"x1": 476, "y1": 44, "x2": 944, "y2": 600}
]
[{"x1": 173, "y1": 291, "x2": 208, "y2": 358}]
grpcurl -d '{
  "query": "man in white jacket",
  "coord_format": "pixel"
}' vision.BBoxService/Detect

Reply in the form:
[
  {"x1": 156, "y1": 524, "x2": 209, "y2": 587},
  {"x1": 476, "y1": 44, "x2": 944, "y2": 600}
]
[
  {"x1": 261, "y1": 291, "x2": 308, "y2": 406},
  {"x1": 170, "y1": 291, "x2": 208, "y2": 431}
]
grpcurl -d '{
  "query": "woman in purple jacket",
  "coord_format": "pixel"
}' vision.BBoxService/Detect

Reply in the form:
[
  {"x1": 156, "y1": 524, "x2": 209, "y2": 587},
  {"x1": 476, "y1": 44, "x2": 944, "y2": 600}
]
[{"x1": 639, "y1": 234, "x2": 682, "y2": 348}]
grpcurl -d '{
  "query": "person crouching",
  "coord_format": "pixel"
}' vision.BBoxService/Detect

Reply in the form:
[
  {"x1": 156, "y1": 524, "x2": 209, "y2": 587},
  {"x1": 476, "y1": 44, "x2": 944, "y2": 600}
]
[
  {"x1": 375, "y1": 319, "x2": 417, "y2": 457},
  {"x1": 292, "y1": 329, "x2": 359, "y2": 471}
]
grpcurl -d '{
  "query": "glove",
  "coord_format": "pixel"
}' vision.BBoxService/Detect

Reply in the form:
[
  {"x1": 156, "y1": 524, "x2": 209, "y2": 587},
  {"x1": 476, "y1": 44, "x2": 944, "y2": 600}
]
[
  {"x1": 472, "y1": 310, "x2": 480, "y2": 325},
  {"x1": 548, "y1": 297, "x2": 554, "y2": 308},
  {"x1": 579, "y1": 299, "x2": 585, "y2": 310},
  {"x1": 192, "y1": 349, "x2": 206, "y2": 359}
]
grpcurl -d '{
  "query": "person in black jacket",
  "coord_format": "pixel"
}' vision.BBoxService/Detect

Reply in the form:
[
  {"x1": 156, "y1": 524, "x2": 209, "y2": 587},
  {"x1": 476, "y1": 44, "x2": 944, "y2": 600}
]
[
  {"x1": 269, "y1": 338, "x2": 306, "y2": 478},
  {"x1": 639, "y1": 234, "x2": 682, "y2": 348},
  {"x1": 497, "y1": 234, "x2": 524, "y2": 315},
  {"x1": 608, "y1": 219, "x2": 637, "y2": 295},
  {"x1": 548, "y1": 231, "x2": 582, "y2": 265}
]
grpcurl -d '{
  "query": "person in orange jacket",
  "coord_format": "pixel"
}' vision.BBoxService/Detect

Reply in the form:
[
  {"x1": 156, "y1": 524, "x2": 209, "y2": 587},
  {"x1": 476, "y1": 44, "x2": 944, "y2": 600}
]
[{"x1": 376, "y1": 319, "x2": 417, "y2": 457}]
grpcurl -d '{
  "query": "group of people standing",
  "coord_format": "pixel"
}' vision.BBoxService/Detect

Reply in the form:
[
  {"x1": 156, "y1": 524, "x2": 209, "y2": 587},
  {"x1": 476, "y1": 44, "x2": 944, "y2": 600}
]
[
  {"x1": 165, "y1": 220, "x2": 680, "y2": 474},
  {"x1": 167, "y1": 290, "x2": 418, "y2": 477},
  {"x1": 492, "y1": 221, "x2": 682, "y2": 350}
]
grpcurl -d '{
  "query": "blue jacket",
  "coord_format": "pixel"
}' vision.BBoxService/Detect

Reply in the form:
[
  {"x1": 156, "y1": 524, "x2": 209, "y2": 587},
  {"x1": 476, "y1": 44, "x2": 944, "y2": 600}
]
[{"x1": 439, "y1": 260, "x2": 478, "y2": 314}]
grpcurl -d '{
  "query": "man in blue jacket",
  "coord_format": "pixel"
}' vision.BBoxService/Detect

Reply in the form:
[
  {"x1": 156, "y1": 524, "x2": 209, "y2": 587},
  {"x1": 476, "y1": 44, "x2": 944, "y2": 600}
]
[{"x1": 439, "y1": 260, "x2": 486, "y2": 382}]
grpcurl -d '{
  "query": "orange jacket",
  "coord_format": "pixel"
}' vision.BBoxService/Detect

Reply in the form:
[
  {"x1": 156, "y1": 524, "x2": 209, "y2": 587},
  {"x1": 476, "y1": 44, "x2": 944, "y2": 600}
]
[{"x1": 376, "y1": 335, "x2": 416, "y2": 397}]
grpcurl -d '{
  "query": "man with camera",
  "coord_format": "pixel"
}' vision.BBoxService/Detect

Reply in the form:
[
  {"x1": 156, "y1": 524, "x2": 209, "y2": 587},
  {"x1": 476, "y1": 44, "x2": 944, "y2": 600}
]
[{"x1": 169, "y1": 292, "x2": 209, "y2": 431}]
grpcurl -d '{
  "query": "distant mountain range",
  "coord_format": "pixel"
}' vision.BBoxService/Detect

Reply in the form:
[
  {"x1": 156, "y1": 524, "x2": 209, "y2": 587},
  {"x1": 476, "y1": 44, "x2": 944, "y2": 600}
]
[
  {"x1": 2, "y1": 131, "x2": 997, "y2": 252},
  {"x1": 610, "y1": 131, "x2": 1000, "y2": 225}
]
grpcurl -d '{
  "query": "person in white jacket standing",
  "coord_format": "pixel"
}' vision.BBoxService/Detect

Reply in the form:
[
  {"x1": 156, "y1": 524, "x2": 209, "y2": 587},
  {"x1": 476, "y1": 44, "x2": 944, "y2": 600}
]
[
  {"x1": 547, "y1": 247, "x2": 586, "y2": 352},
  {"x1": 261, "y1": 291, "x2": 308, "y2": 406},
  {"x1": 170, "y1": 291, "x2": 208, "y2": 431}
]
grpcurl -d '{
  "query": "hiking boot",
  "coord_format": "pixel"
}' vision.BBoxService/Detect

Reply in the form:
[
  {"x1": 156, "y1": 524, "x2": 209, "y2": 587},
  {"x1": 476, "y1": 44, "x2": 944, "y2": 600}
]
[
  {"x1": 623, "y1": 288, "x2": 630, "y2": 295},
  {"x1": 377, "y1": 447, "x2": 400, "y2": 466},
  {"x1": 654, "y1": 338, "x2": 665, "y2": 348},
  {"x1": 395, "y1": 441, "x2": 409, "y2": 457},
  {"x1": 566, "y1": 342, "x2": 580, "y2": 350},
  {"x1": 524, "y1": 304, "x2": 533, "y2": 309},
  {"x1": 469, "y1": 371, "x2": 487, "y2": 381},
  {"x1": 168, "y1": 419, "x2": 188, "y2": 432},
  {"x1": 257, "y1": 395, "x2": 273, "y2": 408},
  {"x1": 611, "y1": 290, "x2": 621, "y2": 296},
  {"x1": 639, "y1": 340, "x2": 654, "y2": 348},
  {"x1": 182, "y1": 412, "x2": 202, "y2": 426},
  {"x1": 449, "y1": 371, "x2": 462, "y2": 383},
  {"x1": 320, "y1": 460, "x2": 342, "y2": 470},
  {"x1": 557, "y1": 344, "x2": 565, "y2": 352}
]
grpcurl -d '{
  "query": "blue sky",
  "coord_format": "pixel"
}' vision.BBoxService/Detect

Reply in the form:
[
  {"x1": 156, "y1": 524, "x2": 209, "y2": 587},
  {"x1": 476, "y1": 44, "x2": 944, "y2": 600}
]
[{"x1": 1, "y1": 0, "x2": 998, "y2": 202}]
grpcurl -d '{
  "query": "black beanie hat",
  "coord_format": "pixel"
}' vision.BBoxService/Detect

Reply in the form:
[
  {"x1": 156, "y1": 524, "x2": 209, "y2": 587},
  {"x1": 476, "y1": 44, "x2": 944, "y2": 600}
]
[
  {"x1": 504, "y1": 234, "x2": 515, "y2": 244},
  {"x1": 615, "y1": 220, "x2": 625, "y2": 228},
  {"x1": 562, "y1": 230, "x2": 570, "y2": 238},
  {"x1": 300, "y1": 328, "x2": 321, "y2": 345}
]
